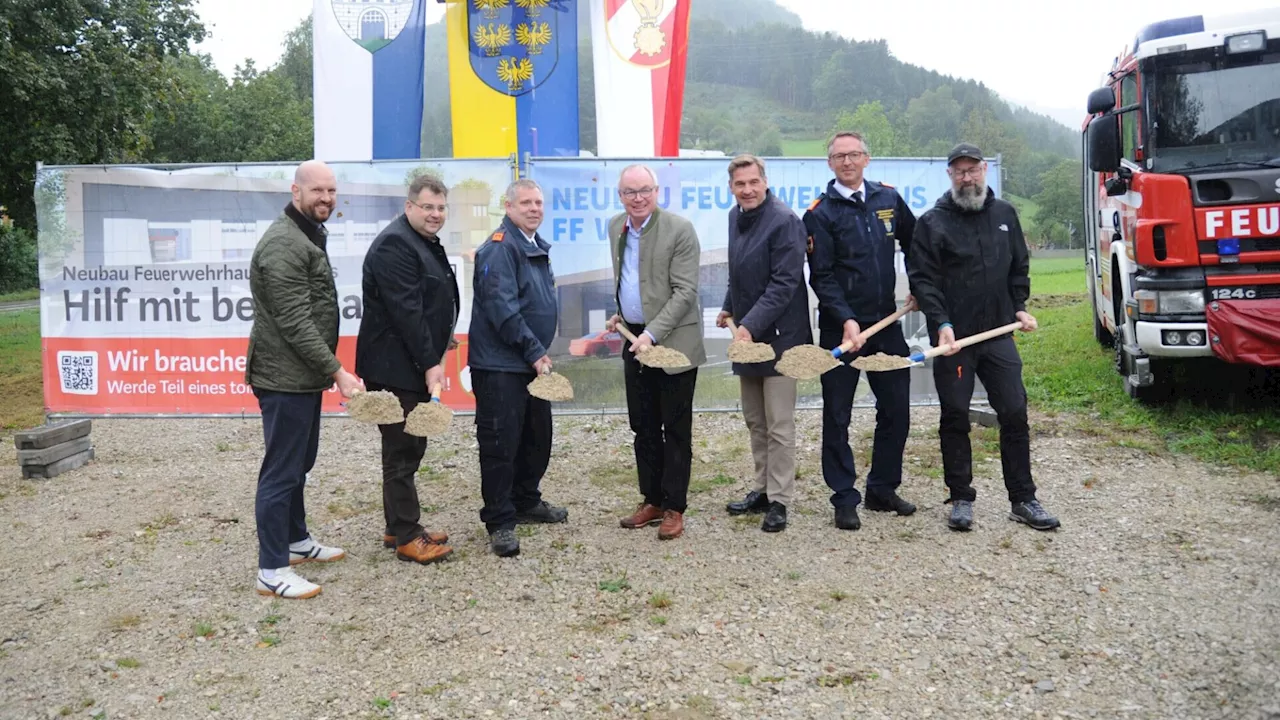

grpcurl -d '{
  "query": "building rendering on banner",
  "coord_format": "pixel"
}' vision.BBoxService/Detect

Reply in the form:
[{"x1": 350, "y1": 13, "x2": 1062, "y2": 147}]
[{"x1": 313, "y1": 0, "x2": 692, "y2": 162}]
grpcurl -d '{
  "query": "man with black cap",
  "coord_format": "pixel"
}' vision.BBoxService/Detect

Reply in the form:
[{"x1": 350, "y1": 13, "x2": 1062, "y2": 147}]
[
  {"x1": 804, "y1": 131, "x2": 919, "y2": 532},
  {"x1": 908, "y1": 142, "x2": 1060, "y2": 532}
]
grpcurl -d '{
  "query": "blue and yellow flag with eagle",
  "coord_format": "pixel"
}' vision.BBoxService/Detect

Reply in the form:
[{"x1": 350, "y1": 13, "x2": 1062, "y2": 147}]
[{"x1": 447, "y1": 0, "x2": 580, "y2": 159}]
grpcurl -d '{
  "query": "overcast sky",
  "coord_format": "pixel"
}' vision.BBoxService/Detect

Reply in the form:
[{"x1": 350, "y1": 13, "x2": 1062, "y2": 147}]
[{"x1": 193, "y1": 0, "x2": 1275, "y2": 129}]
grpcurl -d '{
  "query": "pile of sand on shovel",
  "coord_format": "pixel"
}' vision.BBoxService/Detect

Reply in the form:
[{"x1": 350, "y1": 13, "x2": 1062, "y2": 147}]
[
  {"x1": 404, "y1": 401, "x2": 453, "y2": 437},
  {"x1": 851, "y1": 352, "x2": 915, "y2": 372},
  {"x1": 528, "y1": 371, "x2": 574, "y2": 401},
  {"x1": 346, "y1": 389, "x2": 404, "y2": 424},
  {"x1": 637, "y1": 346, "x2": 690, "y2": 369},
  {"x1": 727, "y1": 339, "x2": 776, "y2": 364},
  {"x1": 775, "y1": 345, "x2": 840, "y2": 380}
]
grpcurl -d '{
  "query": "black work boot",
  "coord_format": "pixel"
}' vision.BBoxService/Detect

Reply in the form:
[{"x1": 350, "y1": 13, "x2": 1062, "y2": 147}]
[
  {"x1": 1010, "y1": 500, "x2": 1060, "y2": 530},
  {"x1": 761, "y1": 502, "x2": 787, "y2": 532},
  {"x1": 834, "y1": 505, "x2": 861, "y2": 530},
  {"x1": 947, "y1": 499, "x2": 974, "y2": 531},
  {"x1": 727, "y1": 490, "x2": 770, "y2": 515},
  {"x1": 515, "y1": 501, "x2": 568, "y2": 524},
  {"x1": 865, "y1": 491, "x2": 917, "y2": 516},
  {"x1": 490, "y1": 529, "x2": 520, "y2": 557}
]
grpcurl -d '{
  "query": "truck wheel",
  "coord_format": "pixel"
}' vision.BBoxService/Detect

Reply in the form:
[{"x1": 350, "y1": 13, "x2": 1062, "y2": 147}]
[{"x1": 1089, "y1": 274, "x2": 1113, "y2": 347}]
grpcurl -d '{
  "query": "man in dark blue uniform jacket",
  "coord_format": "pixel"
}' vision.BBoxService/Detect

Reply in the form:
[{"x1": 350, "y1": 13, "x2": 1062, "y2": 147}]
[
  {"x1": 468, "y1": 178, "x2": 567, "y2": 558},
  {"x1": 804, "y1": 131, "x2": 919, "y2": 531}
]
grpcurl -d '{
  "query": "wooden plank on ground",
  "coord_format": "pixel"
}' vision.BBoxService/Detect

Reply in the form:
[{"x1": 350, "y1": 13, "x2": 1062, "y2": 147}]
[
  {"x1": 17, "y1": 436, "x2": 93, "y2": 467},
  {"x1": 13, "y1": 419, "x2": 92, "y2": 451},
  {"x1": 22, "y1": 447, "x2": 95, "y2": 480}
]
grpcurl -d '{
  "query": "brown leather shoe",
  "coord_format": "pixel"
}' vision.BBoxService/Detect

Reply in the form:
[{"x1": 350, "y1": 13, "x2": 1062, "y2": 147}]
[
  {"x1": 658, "y1": 510, "x2": 684, "y2": 540},
  {"x1": 395, "y1": 537, "x2": 453, "y2": 565},
  {"x1": 620, "y1": 503, "x2": 664, "y2": 529},
  {"x1": 383, "y1": 530, "x2": 449, "y2": 548}
]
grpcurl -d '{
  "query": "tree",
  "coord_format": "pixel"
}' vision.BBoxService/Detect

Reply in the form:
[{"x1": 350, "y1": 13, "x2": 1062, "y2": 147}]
[
  {"x1": 1032, "y1": 160, "x2": 1084, "y2": 248},
  {"x1": 905, "y1": 86, "x2": 963, "y2": 151},
  {"x1": 0, "y1": 0, "x2": 207, "y2": 229},
  {"x1": 833, "y1": 101, "x2": 909, "y2": 157}
]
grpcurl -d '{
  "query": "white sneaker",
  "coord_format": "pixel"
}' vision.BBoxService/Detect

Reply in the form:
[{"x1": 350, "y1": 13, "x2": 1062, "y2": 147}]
[
  {"x1": 288, "y1": 538, "x2": 346, "y2": 566},
  {"x1": 255, "y1": 568, "x2": 321, "y2": 600}
]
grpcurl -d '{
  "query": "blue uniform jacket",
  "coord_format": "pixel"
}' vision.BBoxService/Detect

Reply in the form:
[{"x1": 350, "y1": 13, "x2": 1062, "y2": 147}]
[
  {"x1": 803, "y1": 179, "x2": 915, "y2": 331},
  {"x1": 467, "y1": 217, "x2": 559, "y2": 374}
]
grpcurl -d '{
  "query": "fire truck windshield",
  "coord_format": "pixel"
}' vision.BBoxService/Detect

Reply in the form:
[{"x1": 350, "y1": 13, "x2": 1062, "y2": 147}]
[{"x1": 1145, "y1": 44, "x2": 1280, "y2": 173}]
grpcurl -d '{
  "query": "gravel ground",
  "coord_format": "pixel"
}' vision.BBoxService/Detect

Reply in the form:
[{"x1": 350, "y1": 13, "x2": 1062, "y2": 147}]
[{"x1": 0, "y1": 407, "x2": 1278, "y2": 720}]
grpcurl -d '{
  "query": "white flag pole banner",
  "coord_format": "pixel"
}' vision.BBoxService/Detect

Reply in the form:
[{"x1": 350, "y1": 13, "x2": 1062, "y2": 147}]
[{"x1": 35, "y1": 156, "x2": 999, "y2": 417}]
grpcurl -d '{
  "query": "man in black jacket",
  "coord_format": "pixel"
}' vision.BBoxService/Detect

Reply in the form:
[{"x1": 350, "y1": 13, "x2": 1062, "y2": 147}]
[
  {"x1": 908, "y1": 143, "x2": 1060, "y2": 532},
  {"x1": 468, "y1": 178, "x2": 567, "y2": 558},
  {"x1": 716, "y1": 154, "x2": 810, "y2": 533},
  {"x1": 804, "y1": 131, "x2": 919, "y2": 532},
  {"x1": 356, "y1": 174, "x2": 457, "y2": 565}
]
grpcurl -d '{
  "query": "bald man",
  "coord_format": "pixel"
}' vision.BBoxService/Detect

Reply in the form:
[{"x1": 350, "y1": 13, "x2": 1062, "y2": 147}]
[{"x1": 246, "y1": 160, "x2": 364, "y2": 599}]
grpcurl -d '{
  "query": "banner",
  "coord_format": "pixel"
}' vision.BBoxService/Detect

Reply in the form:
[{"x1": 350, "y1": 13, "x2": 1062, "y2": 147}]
[
  {"x1": 36, "y1": 161, "x2": 512, "y2": 415},
  {"x1": 35, "y1": 155, "x2": 1000, "y2": 417},
  {"x1": 313, "y1": 0, "x2": 428, "y2": 161},
  {"x1": 590, "y1": 0, "x2": 692, "y2": 157},
  {"x1": 447, "y1": 0, "x2": 580, "y2": 159}
]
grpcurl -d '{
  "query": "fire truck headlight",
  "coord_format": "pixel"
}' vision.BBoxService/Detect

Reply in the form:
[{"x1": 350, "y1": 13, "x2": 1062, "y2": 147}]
[
  {"x1": 1158, "y1": 290, "x2": 1206, "y2": 315},
  {"x1": 1226, "y1": 31, "x2": 1266, "y2": 54},
  {"x1": 1185, "y1": 331, "x2": 1205, "y2": 347},
  {"x1": 1164, "y1": 331, "x2": 1183, "y2": 346}
]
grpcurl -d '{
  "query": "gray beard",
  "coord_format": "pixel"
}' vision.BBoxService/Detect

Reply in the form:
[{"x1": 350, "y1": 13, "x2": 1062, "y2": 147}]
[{"x1": 953, "y1": 183, "x2": 987, "y2": 212}]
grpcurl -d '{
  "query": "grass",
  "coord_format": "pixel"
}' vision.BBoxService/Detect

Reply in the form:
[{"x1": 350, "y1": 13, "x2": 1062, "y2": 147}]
[
  {"x1": 780, "y1": 138, "x2": 827, "y2": 157},
  {"x1": 1018, "y1": 300, "x2": 1280, "y2": 474},
  {"x1": 0, "y1": 309, "x2": 43, "y2": 430},
  {"x1": 0, "y1": 289, "x2": 38, "y2": 303},
  {"x1": 1029, "y1": 256, "x2": 1088, "y2": 296}
]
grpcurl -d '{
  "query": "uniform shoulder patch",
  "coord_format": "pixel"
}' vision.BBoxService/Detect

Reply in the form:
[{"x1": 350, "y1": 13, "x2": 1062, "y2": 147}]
[
  {"x1": 880, "y1": 181, "x2": 895, "y2": 188},
  {"x1": 491, "y1": 231, "x2": 505, "y2": 242},
  {"x1": 807, "y1": 196, "x2": 823, "y2": 211}
]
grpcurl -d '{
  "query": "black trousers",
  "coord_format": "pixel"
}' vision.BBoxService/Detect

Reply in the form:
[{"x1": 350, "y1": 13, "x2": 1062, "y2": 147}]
[
  {"x1": 931, "y1": 334, "x2": 1037, "y2": 504},
  {"x1": 367, "y1": 381, "x2": 429, "y2": 546},
  {"x1": 253, "y1": 388, "x2": 322, "y2": 569},
  {"x1": 818, "y1": 324, "x2": 911, "y2": 508},
  {"x1": 624, "y1": 324, "x2": 698, "y2": 513},
  {"x1": 472, "y1": 369, "x2": 551, "y2": 533}
]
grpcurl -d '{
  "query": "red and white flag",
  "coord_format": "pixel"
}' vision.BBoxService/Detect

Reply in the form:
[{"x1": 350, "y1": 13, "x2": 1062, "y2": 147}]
[{"x1": 590, "y1": 0, "x2": 691, "y2": 157}]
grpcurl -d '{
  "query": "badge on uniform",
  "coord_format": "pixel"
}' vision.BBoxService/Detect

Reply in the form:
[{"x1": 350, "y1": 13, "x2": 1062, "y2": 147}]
[
  {"x1": 806, "y1": 235, "x2": 814, "y2": 255},
  {"x1": 875, "y1": 209, "x2": 894, "y2": 233}
]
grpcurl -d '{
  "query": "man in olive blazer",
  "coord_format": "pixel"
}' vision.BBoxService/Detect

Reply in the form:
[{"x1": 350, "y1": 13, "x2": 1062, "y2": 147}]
[{"x1": 606, "y1": 164, "x2": 707, "y2": 541}]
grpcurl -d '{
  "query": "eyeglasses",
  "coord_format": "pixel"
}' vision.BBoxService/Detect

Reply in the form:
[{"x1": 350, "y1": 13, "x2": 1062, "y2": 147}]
[
  {"x1": 948, "y1": 166, "x2": 985, "y2": 179},
  {"x1": 828, "y1": 151, "x2": 867, "y2": 164},
  {"x1": 408, "y1": 199, "x2": 447, "y2": 213},
  {"x1": 620, "y1": 186, "x2": 657, "y2": 199}
]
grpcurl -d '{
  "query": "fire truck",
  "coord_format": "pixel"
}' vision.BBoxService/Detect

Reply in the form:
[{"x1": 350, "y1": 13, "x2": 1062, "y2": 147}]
[{"x1": 1082, "y1": 10, "x2": 1280, "y2": 402}]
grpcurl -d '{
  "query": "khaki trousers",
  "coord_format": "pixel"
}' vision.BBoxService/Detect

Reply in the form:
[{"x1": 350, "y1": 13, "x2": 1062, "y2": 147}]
[{"x1": 739, "y1": 375, "x2": 798, "y2": 507}]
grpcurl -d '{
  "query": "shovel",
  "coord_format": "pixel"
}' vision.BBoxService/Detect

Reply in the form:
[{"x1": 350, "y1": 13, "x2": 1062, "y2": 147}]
[
  {"x1": 724, "y1": 317, "x2": 776, "y2": 363},
  {"x1": 527, "y1": 364, "x2": 574, "y2": 402},
  {"x1": 405, "y1": 383, "x2": 454, "y2": 438},
  {"x1": 853, "y1": 321, "x2": 1024, "y2": 372},
  {"x1": 776, "y1": 302, "x2": 916, "y2": 380},
  {"x1": 615, "y1": 323, "x2": 692, "y2": 369}
]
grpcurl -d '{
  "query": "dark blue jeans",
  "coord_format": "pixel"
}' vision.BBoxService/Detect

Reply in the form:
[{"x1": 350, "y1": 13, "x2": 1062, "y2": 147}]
[
  {"x1": 254, "y1": 388, "x2": 322, "y2": 569},
  {"x1": 819, "y1": 323, "x2": 911, "y2": 508}
]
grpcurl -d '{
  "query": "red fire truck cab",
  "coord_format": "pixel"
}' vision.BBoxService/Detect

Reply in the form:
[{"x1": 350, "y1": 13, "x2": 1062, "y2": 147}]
[{"x1": 1082, "y1": 10, "x2": 1280, "y2": 402}]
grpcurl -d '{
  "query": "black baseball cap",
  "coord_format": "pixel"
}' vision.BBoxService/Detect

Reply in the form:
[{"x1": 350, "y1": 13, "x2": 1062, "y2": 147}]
[{"x1": 947, "y1": 143, "x2": 984, "y2": 165}]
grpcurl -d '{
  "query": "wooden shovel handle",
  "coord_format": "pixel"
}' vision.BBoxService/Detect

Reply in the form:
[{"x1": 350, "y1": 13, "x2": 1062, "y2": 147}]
[
  {"x1": 725, "y1": 317, "x2": 738, "y2": 335},
  {"x1": 834, "y1": 303, "x2": 915, "y2": 355},
  {"x1": 429, "y1": 383, "x2": 442, "y2": 402},
  {"x1": 923, "y1": 321, "x2": 1023, "y2": 360},
  {"x1": 615, "y1": 323, "x2": 647, "y2": 350}
]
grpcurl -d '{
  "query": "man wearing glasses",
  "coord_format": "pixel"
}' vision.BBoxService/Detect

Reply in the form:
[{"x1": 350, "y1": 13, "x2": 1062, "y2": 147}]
[
  {"x1": 606, "y1": 164, "x2": 707, "y2": 541},
  {"x1": 356, "y1": 174, "x2": 458, "y2": 566},
  {"x1": 908, "y1": 143, "x2": 1060, "y2": 532},
  {"x1": 804, "y1": 131, "x2": 918, "y2": 532}
]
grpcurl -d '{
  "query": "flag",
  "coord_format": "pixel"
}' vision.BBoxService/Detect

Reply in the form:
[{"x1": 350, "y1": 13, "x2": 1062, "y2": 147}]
[
  {"x1": 590, "y1": 0, "x2": 692, "y2": 157},
  {"x1": 447, "y1": 0, "x2": 580, "y2": 160},
  {"x1": 313, "y1": 0, "x2": 427, "y2": 161}
]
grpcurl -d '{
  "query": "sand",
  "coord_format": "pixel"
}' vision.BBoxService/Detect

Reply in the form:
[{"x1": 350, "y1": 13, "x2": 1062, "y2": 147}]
[
  {"x1": 852, "y1": 352, "x2": 915, "y2": 372},
  {"x1": 637, "y1": 346, "x2": 691, "y2": 369},
  {"x1": 727, "y1": 340, "x2": 776, "y2": 364},
  {"x1": 404, "y1": 400, "x2": 453, "y2": 437},
  {"x1": 528, "y1": 372, "x2": 574, "y2": 402},
  {"x1": 775, "y1": 345, "x2": 840, "y2": 380},
  {"x1": 345, "y1": 390, "x2": 405, "y2": 424}
]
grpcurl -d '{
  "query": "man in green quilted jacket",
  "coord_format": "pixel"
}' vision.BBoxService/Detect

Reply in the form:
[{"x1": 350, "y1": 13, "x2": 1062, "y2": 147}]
[{"x1": 246, "y1": 160, "x2": 364, "y2": 600}]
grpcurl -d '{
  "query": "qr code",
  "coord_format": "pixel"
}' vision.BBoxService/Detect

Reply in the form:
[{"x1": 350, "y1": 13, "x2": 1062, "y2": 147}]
[{"x1": 58, "y1": 351, "x2": 99, "y2": 395}]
